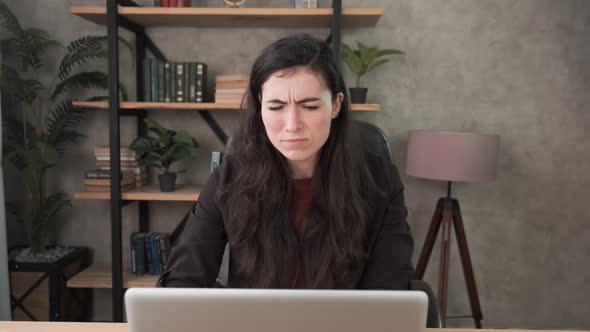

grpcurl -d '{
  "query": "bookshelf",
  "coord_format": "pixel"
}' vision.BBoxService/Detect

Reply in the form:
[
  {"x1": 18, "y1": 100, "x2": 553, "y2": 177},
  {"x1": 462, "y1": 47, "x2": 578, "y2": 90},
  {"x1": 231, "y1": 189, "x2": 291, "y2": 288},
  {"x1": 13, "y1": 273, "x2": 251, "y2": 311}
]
[
  {"x1": 74, "y1": 184, "x2": 201, "y2": 201},
  {"x1": 70, "y1": 6, "x2": 382, "y2": 28},
  {"x1": 67, "y1": 265, "x2": 157, "y2": 289},
  {"x1": 68, "y1": 0, "x2": 384, "y2": 322},
  {"x1": 72, "y1": 101, "x2": 381, "y2": 112}
]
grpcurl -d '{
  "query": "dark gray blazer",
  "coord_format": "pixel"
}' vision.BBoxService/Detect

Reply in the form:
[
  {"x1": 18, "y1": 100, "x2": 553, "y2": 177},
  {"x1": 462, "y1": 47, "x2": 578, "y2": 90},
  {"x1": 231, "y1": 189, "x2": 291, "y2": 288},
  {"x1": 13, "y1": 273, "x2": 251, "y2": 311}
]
[{"x1": 158, "y1": 155, "x2": 415, "y2": 289}]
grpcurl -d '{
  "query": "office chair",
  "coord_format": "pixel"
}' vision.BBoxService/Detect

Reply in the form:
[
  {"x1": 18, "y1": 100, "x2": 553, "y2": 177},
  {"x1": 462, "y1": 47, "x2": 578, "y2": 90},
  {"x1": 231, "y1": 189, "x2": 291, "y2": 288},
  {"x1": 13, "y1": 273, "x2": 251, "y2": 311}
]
[{"x1": 410, "y1": 279, "x2": 445, "y2": 328}]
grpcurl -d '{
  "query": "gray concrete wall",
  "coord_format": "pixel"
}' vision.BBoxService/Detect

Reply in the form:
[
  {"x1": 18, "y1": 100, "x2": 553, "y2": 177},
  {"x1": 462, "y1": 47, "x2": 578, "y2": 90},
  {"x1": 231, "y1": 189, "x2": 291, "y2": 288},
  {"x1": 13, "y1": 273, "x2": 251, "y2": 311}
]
[{"x1": 3, "y1": 0, "x2": 589, "y2": 328}]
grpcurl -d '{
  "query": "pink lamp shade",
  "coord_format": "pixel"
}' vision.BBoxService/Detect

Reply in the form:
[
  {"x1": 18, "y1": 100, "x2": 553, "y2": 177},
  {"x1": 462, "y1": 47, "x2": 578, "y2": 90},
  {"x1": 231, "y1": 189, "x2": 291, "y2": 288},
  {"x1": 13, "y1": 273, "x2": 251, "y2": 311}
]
[{"x1": 406, "y1": 130, "x2": 499, "y2": 182}]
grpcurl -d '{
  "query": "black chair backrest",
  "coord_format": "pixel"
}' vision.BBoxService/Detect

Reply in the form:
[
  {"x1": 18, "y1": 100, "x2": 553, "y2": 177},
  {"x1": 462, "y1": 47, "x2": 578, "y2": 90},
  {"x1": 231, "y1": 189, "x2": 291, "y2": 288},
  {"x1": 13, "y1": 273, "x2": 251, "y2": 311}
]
[
  {"x1": 352, "y1": 120, "x2": 393, "y2": 162},
  {"x1": 410, "y1": 279, "x2": 445, "y2": 328}
]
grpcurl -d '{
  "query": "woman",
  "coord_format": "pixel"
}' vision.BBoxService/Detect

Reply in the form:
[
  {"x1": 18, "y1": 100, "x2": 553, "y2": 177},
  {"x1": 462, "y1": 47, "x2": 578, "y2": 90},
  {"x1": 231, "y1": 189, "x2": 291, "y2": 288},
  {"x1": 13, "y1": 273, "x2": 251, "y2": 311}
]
[{"x1": 158, "y1": 33, "x2": 414, "y2": 289}]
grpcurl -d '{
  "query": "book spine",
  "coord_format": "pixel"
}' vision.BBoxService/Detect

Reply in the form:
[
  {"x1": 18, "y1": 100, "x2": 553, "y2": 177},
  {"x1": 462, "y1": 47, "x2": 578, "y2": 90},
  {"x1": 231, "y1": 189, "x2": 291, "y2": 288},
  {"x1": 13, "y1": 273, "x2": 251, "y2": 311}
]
[
  {"x1": 145, "y1": 233, "x2": 154, "y2": 275},
  {"x1": 136, "y1": 233, "x2": 147, "y2": 275},
  {"x1": 151, "y1": 233, "x2": 162, "y2": 275},
  {"x1": 164, "y1": 62, "x2": 171, "y2": 102},
  {"x1": 150, "y1": 59, "x2": 158, "y2": 104},
  {"x1": 158, "y1": 61, "x2": 165, "y2": 102},
  {"x1": 169, "y1": 0, "x2": 177, "y2": 7},
  {"x1": 143, "y1": 59, "x2": 151, "y2": 102},
  {"x1": 171, "y1": 62, "x2": 177, "y2": 102},
  {"x1": 196, "y1": 63, "x2": 206, "y2": 102},
  {"x1": 183, "y1": 63, "x2": 190, "y2": 103},
  {"x1": 188, "y1": 63, "x2": 196, "y2": 103},
  {"x1": 176, "y1": 63, "x2": 184, "y2": 102},
  {"x1": 130, "y1": 232, "x2": 137, "y2": 274}
]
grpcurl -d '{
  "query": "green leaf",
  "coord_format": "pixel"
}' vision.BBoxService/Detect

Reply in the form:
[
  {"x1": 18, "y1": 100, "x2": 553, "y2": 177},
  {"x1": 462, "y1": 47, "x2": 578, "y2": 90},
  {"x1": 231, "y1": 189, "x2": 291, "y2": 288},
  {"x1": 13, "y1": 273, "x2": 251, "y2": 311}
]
[
  {"x1": 58, "y1": 36, "x2": 132, "y2": 81},
  {"x1": 45, "y1": 99, "x2": 85, "y2": 156},
  {"x1": 144, "y1": 117, "x2": 169, "y2": 137},
  {"x1": 0, "y1": 1, "x2": 23, "y2": 37},
  {"x1": 376, "y1": 49, "x2": 404, "y2": 57},
  {"x1": 4, "y1": 202, "x2": 24, "y2": 223},
  {"x1": 30, "y1": 141, "x2": 58, "y2": 169},
  {"x1": 174, "y1": 130, "x2": 199, "y2": 147},
  {"x1": 50, "y1": 71, "x2": 109, "y2": 102},
  {"x1": 130, "y1": 136, "x2": 160, "y2": 155},
  {"x1": 366, "y1": 58, "x2": 390, "y2": 74}
]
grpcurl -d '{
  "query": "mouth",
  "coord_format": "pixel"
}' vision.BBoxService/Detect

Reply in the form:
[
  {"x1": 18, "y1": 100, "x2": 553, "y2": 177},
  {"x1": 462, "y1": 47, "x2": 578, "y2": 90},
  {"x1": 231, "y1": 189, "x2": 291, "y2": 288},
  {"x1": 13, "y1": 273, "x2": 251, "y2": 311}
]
[
  {"x1": 282, "y1": 138, "x2": 308, "y2": 146},
  {"x1": 283, "y1": 139, "x2": 308, "y2": 143}
]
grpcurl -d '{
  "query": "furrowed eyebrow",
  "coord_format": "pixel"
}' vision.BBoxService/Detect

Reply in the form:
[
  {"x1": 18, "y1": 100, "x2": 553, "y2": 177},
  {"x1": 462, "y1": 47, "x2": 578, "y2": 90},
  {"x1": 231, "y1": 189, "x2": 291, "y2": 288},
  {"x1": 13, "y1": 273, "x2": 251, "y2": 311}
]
[{"x1": 265, "y1": 97, "x2": 321, "y2": 104}]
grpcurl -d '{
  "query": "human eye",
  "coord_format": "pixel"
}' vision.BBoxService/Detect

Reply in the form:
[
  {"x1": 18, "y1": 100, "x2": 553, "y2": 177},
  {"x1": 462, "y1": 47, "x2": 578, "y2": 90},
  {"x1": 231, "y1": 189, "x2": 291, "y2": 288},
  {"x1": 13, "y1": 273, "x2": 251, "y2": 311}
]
[
  {"x1": 268, "y1": 106, "x2": 284, "y2": 111},
  {"x1": 303, "y1": 105, "x2": 319, "y2": 110}
]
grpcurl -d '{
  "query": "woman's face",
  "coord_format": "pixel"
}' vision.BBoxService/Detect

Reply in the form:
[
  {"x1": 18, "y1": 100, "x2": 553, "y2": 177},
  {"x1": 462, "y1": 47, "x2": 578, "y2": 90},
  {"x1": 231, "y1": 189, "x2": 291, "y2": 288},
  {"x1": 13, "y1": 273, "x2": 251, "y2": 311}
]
[{"x1": 261, "y1": 67, "x2": 343, "y2": 179}]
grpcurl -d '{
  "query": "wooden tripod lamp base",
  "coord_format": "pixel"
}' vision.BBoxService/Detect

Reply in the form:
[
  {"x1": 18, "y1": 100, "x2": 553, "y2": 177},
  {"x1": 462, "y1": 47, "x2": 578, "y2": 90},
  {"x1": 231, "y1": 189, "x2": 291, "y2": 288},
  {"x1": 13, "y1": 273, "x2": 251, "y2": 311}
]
[{"x1": 415, "y1": 193, "x2": 483, "y2": 328}]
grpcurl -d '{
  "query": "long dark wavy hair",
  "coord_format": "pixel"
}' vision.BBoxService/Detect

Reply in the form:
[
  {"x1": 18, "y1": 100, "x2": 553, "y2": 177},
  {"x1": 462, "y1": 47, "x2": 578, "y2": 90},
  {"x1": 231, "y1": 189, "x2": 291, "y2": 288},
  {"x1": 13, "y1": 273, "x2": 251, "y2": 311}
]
[{"x1": 219, "y1": 33, "x2": 381, "y2": 289}]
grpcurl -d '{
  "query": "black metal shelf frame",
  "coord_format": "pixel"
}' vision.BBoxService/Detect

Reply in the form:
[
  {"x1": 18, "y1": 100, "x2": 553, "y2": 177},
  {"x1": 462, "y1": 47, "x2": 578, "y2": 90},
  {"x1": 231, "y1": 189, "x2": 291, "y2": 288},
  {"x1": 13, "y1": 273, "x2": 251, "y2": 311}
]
[{"x1": 105, "y1": 0, "x2": 343, "y2": 321}]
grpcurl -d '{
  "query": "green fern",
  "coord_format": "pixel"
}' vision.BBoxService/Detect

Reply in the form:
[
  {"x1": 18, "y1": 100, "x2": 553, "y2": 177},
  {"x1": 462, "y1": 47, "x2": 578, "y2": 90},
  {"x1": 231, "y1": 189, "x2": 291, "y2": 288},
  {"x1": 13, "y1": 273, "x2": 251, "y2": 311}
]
[
  {"x1": 0, "y1": 0, "x2": 23, "y2": 37},
  {"x1": 45, "y1": 99, "x2": 85, "y2": 156},
  {"x1": 58, "y1": 36, "x2": 133, "y2": 80},
  {"x1": 50, "y1": 71, "x2": 108, "y2": 102}
]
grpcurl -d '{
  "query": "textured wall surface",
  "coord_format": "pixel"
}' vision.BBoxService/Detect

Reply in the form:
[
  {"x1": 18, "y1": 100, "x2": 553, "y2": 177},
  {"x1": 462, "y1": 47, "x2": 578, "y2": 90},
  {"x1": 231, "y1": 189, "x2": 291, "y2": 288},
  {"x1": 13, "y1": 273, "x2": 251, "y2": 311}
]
[{"x1": 3, "y1": 0, "x2": 590, "y2": 328}]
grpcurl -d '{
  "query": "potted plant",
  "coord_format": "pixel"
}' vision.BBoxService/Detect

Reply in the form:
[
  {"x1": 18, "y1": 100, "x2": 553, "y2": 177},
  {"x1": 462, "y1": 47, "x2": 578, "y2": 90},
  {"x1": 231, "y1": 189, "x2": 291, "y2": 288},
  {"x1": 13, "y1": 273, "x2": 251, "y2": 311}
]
[
  {"x1": 130, "y1": 118, "x2": 199, "y2": 192},
  {"x1": 1, "y1": 0, "x2": 129, "y2": 320},
  {"x1": 341, "y1": 42, "x2": 404, "y2": 104}
]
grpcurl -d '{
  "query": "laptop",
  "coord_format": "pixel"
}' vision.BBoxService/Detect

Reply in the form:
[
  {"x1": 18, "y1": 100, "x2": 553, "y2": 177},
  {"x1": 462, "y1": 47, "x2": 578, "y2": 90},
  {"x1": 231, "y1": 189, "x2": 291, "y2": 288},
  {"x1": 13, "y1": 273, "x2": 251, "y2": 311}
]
[{"x1": 125, "y1": 288, "x2": 428, "y2": 332}]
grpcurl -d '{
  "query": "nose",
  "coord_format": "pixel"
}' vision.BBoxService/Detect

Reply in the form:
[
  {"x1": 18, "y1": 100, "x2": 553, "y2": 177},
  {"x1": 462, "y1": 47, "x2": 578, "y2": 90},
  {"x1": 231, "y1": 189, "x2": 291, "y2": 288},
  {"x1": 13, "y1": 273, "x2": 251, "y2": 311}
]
[{"x1": 285, "y1": 106, "x2": 301, "y2": 132}]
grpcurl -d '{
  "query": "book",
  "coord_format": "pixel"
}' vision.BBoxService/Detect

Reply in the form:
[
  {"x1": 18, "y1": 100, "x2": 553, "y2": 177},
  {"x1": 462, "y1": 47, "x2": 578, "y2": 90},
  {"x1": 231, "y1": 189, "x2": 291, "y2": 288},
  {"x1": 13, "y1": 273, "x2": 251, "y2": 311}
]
[
  {"x1": 94, "y1": 146, "x2": 138, "y2": 157},
  {"x1": 131, "y1": 232, "x2": 147, "y2": 275},
  {"x1": 158, "y1": 61, "x2": 165, "y2": 102},
  {"x1": 149, "y1": 233, "x2": 162, "y2": 275},
  {"x1": 84, "y1": 183, "x2": 135, "y2": 192},
  {"x1": 184, "y1": 62, "x2": 190, "y2": 103},
  {"x1": 96, "y1": 160, "x2": 142, "y2": 167},
  {"x1": 143, "y1": 59, "x2": 151, "y2": 101},
  {"x1": 188, "y1": 62, "x2": 196, "y2": 103},
  {"x1": 177, "y1": 0, "x2": 191, "y2": 6},
  {"x1": 195, "y1": 62, "x2": 207, "y2": 102},
  {"x1": 84, "y1": 176, "x2": 134, "y2": 187},
  {"x1": 145, "y1": 232, "x2": 154, "y2": 275},
  {"x1": 164, "y1": 62, "x2": 172, "y2": 102},
  {"x1": 85, "y1": 169, "x2": 135, "y2": 179},
  {"x1": 98, "y1": 165, "x2": 147, "y2": 175},
  {"x1": 175, "y1": 63, "x2": 185, "y2": 102},
  {"x1": 215, "y1": 74, "x2": 249, "y2": 82},
  {"x1": 150, "y1": 59, "x2": 159, "y2": 104}
]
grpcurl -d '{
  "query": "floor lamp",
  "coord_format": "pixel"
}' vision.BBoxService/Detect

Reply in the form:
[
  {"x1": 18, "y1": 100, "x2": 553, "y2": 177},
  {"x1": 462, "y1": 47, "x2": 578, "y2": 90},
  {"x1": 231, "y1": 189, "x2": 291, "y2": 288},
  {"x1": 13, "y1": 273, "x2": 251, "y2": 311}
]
[{"x1": 406, "y1": 130, "x2": 499, "y2": 328}]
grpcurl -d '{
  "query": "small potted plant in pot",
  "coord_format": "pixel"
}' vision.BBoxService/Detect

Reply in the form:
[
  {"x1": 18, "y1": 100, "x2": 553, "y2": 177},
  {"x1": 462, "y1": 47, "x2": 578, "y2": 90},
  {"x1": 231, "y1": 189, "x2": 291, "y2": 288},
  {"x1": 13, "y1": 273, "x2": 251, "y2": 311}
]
[
  {"x1": 341, "y1": 42, "x2": 404, "y2": 104},
  {"x1": 130, "y1": 118, "x2": 199, "y2": 192}
]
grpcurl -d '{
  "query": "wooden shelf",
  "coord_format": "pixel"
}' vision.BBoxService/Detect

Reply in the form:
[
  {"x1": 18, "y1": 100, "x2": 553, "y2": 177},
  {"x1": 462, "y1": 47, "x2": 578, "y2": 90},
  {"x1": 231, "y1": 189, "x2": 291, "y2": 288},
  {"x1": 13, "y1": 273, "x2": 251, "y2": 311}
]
[
  {"x1": 72, "y1": 101, "x2": 380, "y2": 112},
  {"x1": 67, "y1": 265, "x2": 157, "y2": 288},
  {"x1": 74, "y1": 183, "x2": 201, "y2": 201},
  {"x1": 70, "y1": 6, "x2": 382, "y2": 28}
]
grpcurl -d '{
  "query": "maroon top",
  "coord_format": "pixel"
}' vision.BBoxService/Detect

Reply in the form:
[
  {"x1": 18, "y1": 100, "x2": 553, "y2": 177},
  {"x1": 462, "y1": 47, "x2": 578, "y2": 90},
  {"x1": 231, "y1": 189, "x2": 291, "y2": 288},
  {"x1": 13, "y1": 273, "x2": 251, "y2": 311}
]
[{"x1": 290, "y1": 178, "x2": 313, "y2": 288}]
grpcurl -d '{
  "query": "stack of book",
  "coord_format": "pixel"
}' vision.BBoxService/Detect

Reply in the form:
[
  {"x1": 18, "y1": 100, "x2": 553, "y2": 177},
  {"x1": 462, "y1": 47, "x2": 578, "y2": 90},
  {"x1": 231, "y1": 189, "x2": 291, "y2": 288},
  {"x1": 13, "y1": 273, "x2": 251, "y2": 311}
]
[
  {"x1": 155, "y1": 0, "x2": 191, "y2": 7},
  {"x1": 83, "y1": 169, "x2": 135, "y2": 192},
  {"x1": 143, "y1": 60, "x2": 207, "y2": 103},
  {"x1": 130, "y1": 232, "x2": 172, "y2": 276},
  {"x1": 94, "y1": 146, "x2": 148, "y2": 189},
  {"x1": 214, "y1": 74, "x2": 249, "y2": 104}
]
